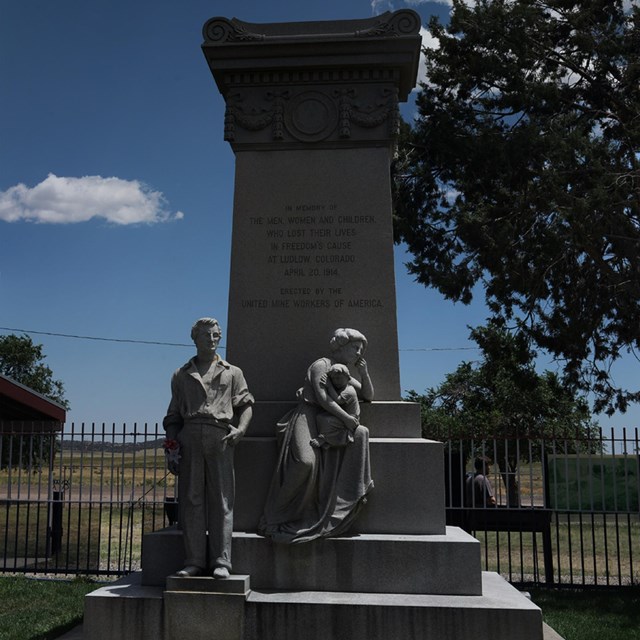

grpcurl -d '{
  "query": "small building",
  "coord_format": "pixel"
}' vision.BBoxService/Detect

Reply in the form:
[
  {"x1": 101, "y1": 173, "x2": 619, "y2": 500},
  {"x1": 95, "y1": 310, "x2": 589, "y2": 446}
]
[{"x1": 0, "y1": 373, "x2": 66, "y2": 433}]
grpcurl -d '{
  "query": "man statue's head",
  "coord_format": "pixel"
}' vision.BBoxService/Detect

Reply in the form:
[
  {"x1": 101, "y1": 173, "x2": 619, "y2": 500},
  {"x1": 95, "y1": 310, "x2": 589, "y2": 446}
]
[{"x1": 191, "y1": 318, "x2": 222, "y2": 357}]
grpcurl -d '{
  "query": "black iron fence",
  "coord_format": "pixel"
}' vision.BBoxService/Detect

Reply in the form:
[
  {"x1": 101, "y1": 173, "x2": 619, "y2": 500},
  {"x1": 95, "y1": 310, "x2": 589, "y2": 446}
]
[
  {"x1": 0, "y1": 422, "x2": 174, "y2": 576},
  {"x1": 1, "y1": 422, "x2": 638, "y2": 587},
  {"x1": 443, "y1": 428, "x2": 640, "y2": 587}
]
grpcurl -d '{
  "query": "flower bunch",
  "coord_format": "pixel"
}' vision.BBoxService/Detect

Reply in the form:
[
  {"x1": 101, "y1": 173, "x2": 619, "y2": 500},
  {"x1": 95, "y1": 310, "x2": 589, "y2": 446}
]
[{"x1": 163, "y1": 438, "x2": 181, "y2": 465}]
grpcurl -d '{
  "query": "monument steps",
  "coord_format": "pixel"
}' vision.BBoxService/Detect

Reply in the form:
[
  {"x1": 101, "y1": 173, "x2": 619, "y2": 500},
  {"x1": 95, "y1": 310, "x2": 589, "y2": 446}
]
[
  {"x1": 142, "y1": 529, "x2": 482, "y2": 596},
  {"x1": 84, "y1": 572, "x2": 550, "y2": 640},
  {"x1": 246, "y1": 401, "x2": 422, "y2": 437},
  {"x1": 243, "y1": 573, "x2": 544, "y2": 640}
]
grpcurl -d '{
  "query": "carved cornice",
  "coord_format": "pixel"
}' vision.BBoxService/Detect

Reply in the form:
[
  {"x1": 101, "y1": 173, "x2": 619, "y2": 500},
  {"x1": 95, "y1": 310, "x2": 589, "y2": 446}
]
[
  {"x1": 202, "y1": 10, "x2": 420, "y2": 45},
  {"x1": 355, "y1": 10, "x2": 421, "y2": 38},
  {"x1": 203, "y1": 18, "x2": 266, "y2": 44},
  {"x1": 201, "y1": 10, "x2": 422, "y2": 103}
]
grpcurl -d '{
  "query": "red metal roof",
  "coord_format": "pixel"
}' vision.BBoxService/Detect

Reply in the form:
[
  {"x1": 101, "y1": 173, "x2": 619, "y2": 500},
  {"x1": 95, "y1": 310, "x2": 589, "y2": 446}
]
[{"x1": 0, "y1": 373, "x2": 66, "y2": 424}]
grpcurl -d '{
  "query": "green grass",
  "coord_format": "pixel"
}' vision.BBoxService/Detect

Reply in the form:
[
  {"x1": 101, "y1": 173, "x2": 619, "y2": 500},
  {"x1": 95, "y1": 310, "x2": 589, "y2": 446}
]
[
  {"x1": 472, "y1": 512, "x2": 640, "y2": 585},
  {"x1": 0, "y1": 576, "x2": 101, "y2": 640},
  {"x1": 531, "y1": 588, "x2": 640, "y2": 640}
]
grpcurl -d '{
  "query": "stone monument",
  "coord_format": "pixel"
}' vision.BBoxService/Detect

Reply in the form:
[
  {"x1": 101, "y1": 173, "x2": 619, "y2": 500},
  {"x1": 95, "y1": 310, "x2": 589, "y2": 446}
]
[
  {"x1": 210, "y1": 12, "x2": 415, "y2": 401},
  {"x1": 83, "y1": 10, "x2": 562, "y2": 640}
]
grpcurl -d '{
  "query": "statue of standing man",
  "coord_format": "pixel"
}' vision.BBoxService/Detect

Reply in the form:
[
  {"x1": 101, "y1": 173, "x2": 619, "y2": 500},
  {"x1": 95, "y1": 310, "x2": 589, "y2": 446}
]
[{"x1": 163, "y1": 318, "x2": 254, "y2": 579}]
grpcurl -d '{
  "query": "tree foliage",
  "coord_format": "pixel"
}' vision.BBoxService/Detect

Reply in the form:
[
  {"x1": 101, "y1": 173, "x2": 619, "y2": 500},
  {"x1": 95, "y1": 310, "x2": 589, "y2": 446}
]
[
  {"x1": 407, "y1": 322, "x2": 600, "y2": 504},
  {"x1": 394, "y1": 0, "x2": 640, "y2": 415},
  {"x1": 408, "y1": 323, "x2": 598, "y2": 442},
  {"x1": 0, "y1": 334, "x2": 68, "y2": 409}
]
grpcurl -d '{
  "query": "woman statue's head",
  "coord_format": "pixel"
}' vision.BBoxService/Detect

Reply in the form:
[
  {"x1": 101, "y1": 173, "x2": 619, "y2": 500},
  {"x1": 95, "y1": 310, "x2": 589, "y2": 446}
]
[{"x1": 329, "y1": 328, "x2": 368, "y2": 365}]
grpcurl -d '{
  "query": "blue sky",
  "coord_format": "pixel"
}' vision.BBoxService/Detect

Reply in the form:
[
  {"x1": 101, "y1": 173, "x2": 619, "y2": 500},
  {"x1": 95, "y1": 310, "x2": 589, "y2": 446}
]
[{"x1": 1, "y1": 0, "x2": 637, "y2": 433}]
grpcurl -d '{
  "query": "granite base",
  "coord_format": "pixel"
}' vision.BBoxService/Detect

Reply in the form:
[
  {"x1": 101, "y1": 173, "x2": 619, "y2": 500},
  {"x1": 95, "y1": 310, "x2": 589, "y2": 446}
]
[{"x1": 141, "y1": 528, "x2": 482, "y2": 595}]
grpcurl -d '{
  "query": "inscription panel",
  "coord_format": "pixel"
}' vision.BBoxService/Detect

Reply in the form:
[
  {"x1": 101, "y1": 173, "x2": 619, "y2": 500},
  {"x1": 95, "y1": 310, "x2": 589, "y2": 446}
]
[
  {"x1": 227, "y1": 147, "x2": 401, "y2": 401},
  {"x1": 242, "y1": 207, "x2": 380, "y2": 311}
]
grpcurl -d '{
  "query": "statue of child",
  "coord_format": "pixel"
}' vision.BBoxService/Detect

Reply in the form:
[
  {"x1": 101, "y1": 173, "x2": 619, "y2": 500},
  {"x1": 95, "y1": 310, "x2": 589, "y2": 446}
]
[{"x1": 310, "y1": 363, "x2": 359, "y2": 449}]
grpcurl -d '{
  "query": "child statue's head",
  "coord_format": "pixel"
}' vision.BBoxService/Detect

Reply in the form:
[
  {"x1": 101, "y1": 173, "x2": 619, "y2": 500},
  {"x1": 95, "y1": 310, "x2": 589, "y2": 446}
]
[{"x1": 328, "y1": 364, "x2": 351, "y2": 389}]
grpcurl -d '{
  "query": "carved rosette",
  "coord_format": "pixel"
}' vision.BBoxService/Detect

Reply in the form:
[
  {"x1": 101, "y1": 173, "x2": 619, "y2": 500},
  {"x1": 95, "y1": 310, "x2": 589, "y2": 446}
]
[{"x1": 222, "y1": 86, "x2": 399, "y2": 145}]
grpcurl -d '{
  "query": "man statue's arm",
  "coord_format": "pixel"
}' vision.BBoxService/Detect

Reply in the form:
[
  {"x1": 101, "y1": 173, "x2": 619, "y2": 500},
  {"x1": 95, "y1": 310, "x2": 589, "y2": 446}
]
[
  {"x1": 163, "y1": 374, "x2": 184, "y2": 440},
  {"x1": 162, "y1": 374, "x2": 185, "y2": 475},
  {"x1": 222, "y1": 403, "x2": 253, "y2": 446}
]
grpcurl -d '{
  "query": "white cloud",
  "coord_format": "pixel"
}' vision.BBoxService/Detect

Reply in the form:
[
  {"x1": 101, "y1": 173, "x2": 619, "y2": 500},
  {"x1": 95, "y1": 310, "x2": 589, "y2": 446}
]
[
  {"x1": 416, "y1": 0, "x2": 475, "y2": 5},
  {"x1": 414, "y1": 26, "x2": 440, "y2": 88},
  {"x1": 372, "y1": 0, "x2": 461, "y2": 13},
  {"x1": 371, "y1": 0, "x2": 395, "y2": 13},
  {"x1": 0, "y1": 174, "x2": 184, "y2": 225}
]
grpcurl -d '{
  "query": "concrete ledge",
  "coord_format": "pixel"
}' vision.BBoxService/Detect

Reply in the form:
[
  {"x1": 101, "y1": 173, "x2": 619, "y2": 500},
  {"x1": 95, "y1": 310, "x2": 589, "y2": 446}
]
[
  {"x1": 245, "y1": 401, "x2": 421, "y2": 438},
  {"x1": 543, "y1": 622, "x2": 565, "y2": 640},
  {"x1": 233, "y1": 529, "x2": 481, "y2": 595},
  {"x1": 234, "y1": 437, "x2": 445, "y2": 534},
  {"x1": 80, "y1": 572, "x2": 561, "y2": 640},
  {"x1": 83, "y1": 573, "x2": 164, "y2": 640},
  {"x1": 142, "y1": 528, "x2": 480, "y2": 595},
  {"x1": 244, "y1": 572, "x2": 543, "y2": 640},
  {"x1": 164, "y1": 590, "x2": 246, "y2": 640},
  {"x1": 166, "y1": 574, "x2": 250, "y2": 594}
]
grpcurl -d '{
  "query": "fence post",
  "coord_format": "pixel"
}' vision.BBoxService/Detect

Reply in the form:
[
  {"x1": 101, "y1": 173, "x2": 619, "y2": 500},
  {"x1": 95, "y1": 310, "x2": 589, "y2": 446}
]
[{"x1": 47, "y1": 490, "x2": 64, "y2": 556}]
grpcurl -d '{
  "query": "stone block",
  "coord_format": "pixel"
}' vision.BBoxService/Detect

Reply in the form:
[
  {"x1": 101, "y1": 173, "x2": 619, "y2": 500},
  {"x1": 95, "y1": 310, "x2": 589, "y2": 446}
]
[
  {"x1": 234, "y1": 437, "x2": 445, "y2": 534},
  {"x1": 226, "y1": 147, "x2": 403, "y2": 401},
  {"x1": 142, "y1": 527, "x2": 183, "y2": 585},
  {"x1": 354, "y1": 438, "x2": 445, "y2": 535},
  {"x1": 83, "y1": 573, "x2": 164, "y2": 640},
  {"x1": 245, "y1": 400, "x2": 421, "y2": 438},
  {"x1": 164, "y1": 590, "x2": 246, "y2": 640},
  {"x1": 166, "y1": 574, "x2": 250, "y2": 594},
  {"x1": 83, "y1": 572, "x2": 559, "y2": 640},
  {"x1": 233, "y1": 437, "x2": 275, "y2": 532},
  {"x1": 163, "y1": 575, "x2": 250, "y2": 640},
  {"x1": 142, "y1": 528, "x2": 479, "y2": 594},
  {"x1": 232, "y1": 529, "x2": 481, "y2": 595},
  {"x1": 243, "y1": 572, "x2": 544, "y2": 640}
]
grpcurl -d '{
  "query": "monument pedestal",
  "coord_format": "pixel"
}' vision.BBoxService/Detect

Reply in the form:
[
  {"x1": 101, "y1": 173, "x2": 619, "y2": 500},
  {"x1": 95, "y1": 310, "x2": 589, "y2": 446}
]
[
  {"x1": 84, "y1": 412, "x2": 556, "y2": 639},
  {"x1": 141, "y1": 529, "x2": 483, "y2": 596},
  {"x1": 233, "y1": 431, "x2": 446, "y2": 535},
  {"x1": 85, "y1": 572, "x2": 556, "y2": 640}
]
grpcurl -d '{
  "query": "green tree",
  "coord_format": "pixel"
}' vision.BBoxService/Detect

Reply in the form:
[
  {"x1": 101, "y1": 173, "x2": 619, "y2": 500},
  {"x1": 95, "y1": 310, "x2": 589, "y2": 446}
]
[
  {"x1": 0, "y1": 334, "x2": 68, "y2": 408},
  {"x1": 394, "y1": 0, "x2": 640, "y2": 415},
  {"x1": 407, "y1": 323, "x2": 599, "y2": 505}
]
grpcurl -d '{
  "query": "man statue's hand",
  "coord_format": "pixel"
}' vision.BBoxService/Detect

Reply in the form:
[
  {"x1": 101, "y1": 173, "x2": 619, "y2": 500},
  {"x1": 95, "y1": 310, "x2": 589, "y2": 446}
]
[
  {"x1": 222, "y1": 426, "x2": 243, "y2": 447},
  {"x1": 163, "y1": 438, "x2": 181, "y2": 475}
]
